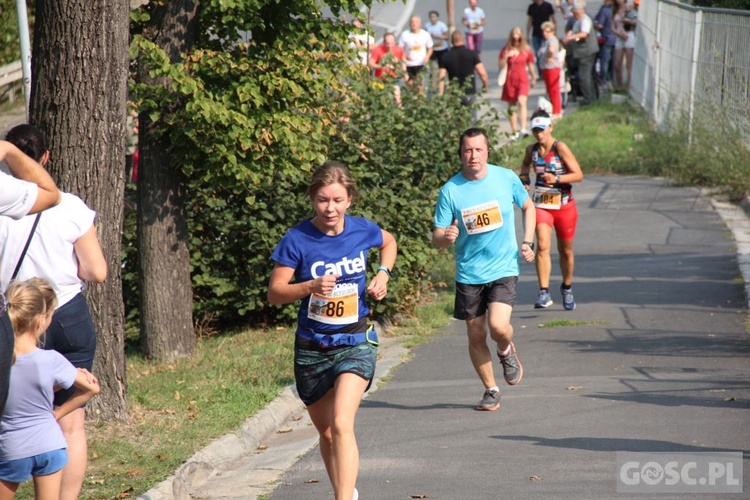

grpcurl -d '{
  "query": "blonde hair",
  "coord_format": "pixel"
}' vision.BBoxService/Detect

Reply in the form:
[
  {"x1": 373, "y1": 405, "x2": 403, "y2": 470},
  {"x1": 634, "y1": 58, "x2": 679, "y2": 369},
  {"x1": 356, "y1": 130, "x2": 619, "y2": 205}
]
[
  {"x1": 29, "y1": 277, "x2": 57, "y2": 315},
  {"x1": 6, "y1": 278, "x2": 57, "y2": 337},
  {"x1": 541, "y1": 21, "x2": 555, "y2": 32},
  {"x1": 506, "y1": 27, "x2": 530, "y2": 52}
]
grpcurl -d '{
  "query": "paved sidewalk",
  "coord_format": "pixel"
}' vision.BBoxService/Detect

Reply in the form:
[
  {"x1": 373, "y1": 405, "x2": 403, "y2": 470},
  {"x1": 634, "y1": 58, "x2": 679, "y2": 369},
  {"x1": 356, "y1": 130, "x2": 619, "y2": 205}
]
[
  {"x1": 268, "y1": 175, "x2": 750, "y2": 500},
  {"x1": 140, "y1": 175, "x2": 750, "y2": 499}
]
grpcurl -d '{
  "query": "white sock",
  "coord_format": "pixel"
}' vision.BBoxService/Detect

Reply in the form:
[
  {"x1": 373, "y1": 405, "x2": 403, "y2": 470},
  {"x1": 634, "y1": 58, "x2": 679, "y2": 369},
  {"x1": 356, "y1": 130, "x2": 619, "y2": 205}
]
[
  {"x1": 499, "y1": 345, "x2": 511, "y2": 356},
  {"x1": 353, "y1": 487, "x2": 359, "y2": 500},
  {"x1": 487, "y1": 386, "x2": 500, "y2": 393}
]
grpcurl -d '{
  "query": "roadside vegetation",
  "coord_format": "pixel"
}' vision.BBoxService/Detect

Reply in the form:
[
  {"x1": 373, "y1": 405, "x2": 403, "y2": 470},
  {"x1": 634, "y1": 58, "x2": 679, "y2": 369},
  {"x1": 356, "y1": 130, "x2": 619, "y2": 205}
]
[
  {"x1": 3, "y1": 0, "x2": 747, "y2": 497},
  {"x1": 85, "y1": 98, "x2": 750, "y2": 499},
  {"x1": 11, "y1": 95, "x2": 748, "y2": 500}
]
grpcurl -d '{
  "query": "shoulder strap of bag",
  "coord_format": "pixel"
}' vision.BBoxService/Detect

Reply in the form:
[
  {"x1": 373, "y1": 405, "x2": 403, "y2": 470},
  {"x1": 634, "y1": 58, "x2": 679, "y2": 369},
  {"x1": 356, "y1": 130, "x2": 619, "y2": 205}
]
[{"x1": 10, "y1": 213, "x2": 42, "y2": 282}]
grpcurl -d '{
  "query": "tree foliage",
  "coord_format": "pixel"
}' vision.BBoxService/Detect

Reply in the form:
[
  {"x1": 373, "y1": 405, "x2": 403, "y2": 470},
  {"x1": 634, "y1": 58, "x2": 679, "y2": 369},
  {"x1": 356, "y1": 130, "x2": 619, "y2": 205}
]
[
  {"x1": 0, "y1": 1, "x2": 34, "y2": 66},
  {"x1": 691, "y1": 0, "x2": 750, "y2": 10},
  {"x1": 127, "y1": 0, "x2": 505, "y2": 331}
]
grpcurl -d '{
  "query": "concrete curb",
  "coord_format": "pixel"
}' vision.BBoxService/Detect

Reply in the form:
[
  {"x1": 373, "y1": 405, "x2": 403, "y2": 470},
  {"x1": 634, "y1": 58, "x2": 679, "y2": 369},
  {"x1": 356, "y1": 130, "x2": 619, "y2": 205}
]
[
  {"x1": 137, "y1": 336, "x2": 411, "y2": 500},
  {"x1": 709, "y1": 191, "x2": 750, "y2": 309},
  {"x1": 137, "y1": 386, "x2": 304, "y2": 500}
]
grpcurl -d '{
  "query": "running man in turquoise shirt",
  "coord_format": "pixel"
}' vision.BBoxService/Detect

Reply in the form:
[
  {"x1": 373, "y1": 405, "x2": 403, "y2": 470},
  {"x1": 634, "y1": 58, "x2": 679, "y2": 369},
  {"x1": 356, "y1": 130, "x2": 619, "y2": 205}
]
[{"x1": 433, "y1": 127, "x2": 536, "y2": 411}]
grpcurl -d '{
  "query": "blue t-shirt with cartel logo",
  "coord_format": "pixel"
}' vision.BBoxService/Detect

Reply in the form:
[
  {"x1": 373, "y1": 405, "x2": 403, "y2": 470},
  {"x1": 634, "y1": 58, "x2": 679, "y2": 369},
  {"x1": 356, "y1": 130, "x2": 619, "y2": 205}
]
[
  {"x1": 271, "y1": 215, "x2": 383, "y2": 334},
  {"x1": 434, "y1": 164, "x2": 529, "y2": 284}
]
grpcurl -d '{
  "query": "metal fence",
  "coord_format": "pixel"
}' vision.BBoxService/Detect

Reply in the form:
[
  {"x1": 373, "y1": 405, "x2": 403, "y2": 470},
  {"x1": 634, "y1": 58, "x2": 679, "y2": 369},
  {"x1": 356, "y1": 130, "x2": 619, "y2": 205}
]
[{"x1": 631, "y1": 0, "x2": 750, "y2": 135}]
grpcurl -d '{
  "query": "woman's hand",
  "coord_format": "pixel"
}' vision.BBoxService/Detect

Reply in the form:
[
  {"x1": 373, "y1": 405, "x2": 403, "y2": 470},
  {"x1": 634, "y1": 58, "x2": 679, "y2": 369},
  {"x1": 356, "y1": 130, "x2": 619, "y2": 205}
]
[
  {"x1": 366, "y1": 273, "x2": 389, "y2": 301},
  {"x1": 311, "y1": 274, "x2": 340, "y2": 296},
  {"x1": 541, "y1": 172, "x2": 557, "y2": 185}
]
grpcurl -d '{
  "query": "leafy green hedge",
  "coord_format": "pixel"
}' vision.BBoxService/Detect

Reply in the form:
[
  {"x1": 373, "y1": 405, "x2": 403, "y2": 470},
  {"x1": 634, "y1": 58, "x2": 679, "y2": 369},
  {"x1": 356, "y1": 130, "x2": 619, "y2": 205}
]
[
  {"x1": 0, "y1": 1, "x2": 33, "y2": 66},
  {"x1": 126, "y1": 0, "x2": 508, "y2": 330}
]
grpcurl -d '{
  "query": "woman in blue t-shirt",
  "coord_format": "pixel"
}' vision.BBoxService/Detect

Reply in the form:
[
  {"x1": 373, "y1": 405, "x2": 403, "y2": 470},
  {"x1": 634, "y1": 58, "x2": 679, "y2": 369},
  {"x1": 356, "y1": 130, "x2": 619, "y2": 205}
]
[{"x1": 268, "y1": 161, "x2": 397, "y2": 500}]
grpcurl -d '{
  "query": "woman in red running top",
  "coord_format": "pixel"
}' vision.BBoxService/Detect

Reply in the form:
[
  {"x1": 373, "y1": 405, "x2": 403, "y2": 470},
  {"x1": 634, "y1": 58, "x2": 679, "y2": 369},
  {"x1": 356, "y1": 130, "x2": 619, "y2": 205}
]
[{"x1": 519, "y1": 109, "x2": 583, "y2": 310}]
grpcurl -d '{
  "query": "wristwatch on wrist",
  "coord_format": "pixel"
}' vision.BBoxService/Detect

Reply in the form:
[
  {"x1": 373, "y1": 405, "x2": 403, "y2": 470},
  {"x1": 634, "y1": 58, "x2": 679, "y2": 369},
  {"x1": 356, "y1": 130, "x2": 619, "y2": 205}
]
[
  {"x1": 556, "y1": 174, "x2": 561, "y2": 184},
  {"x1": 522, "y1": 241, "x2": 535, "y2": 251}
]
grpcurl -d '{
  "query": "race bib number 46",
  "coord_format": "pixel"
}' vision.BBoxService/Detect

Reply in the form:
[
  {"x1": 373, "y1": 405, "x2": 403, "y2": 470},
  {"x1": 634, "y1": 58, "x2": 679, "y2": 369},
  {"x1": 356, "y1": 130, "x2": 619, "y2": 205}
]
[
  {"x1": 461, "y1": 200, "x2": 503, "y2": 235},
  {"x1": 308, "y1": 282, "x2": 359, "y2": 325},
  {"x1": 533, "y1": 186, "x2": 562, "y2": 210}
]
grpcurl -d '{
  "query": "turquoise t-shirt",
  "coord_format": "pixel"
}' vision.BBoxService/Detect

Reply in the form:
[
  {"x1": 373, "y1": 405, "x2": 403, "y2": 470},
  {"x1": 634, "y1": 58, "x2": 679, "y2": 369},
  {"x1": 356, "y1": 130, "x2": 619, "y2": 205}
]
[{"x1": 434, "y1": 164, "x2": 529, "y2": 284}]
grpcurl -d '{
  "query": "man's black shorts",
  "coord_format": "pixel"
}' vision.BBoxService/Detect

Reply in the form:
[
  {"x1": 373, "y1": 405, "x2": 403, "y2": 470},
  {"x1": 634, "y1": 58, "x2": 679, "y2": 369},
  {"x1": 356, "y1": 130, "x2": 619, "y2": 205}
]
[
  {"x1": 406, "y1": 65, "x2": 425, "y2": 78},
  {"x1": 454, "y1": 276, "x2": 518, "y2": 320}
]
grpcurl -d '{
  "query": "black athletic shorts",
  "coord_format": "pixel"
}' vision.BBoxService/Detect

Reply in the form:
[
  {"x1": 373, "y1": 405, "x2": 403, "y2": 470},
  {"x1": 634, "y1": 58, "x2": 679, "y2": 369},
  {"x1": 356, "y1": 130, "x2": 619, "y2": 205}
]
[
  {"x1": 454, "y1": 276, "x2": 518, "y2": 320},
  {"x1": 406, "y1": 65, "x2": 425, "y2": 78}
]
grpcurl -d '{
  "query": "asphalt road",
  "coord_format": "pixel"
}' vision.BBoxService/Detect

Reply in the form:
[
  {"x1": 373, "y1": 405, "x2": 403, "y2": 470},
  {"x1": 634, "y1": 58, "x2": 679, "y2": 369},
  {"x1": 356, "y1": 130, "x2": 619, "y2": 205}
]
[
  {"x1": 136, "y1": 2, "x2": 749, "y2": 499},
  {"x1": 269, "y1": 175, "x2": 749, "y2": 499}
]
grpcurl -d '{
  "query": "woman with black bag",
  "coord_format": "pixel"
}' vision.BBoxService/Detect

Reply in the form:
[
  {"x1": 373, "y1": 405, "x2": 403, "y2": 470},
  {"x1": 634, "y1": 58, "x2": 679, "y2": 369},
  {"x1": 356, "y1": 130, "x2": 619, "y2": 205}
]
[{"x1": 0, "y1": 124, "x2": 106, "y2": 500}]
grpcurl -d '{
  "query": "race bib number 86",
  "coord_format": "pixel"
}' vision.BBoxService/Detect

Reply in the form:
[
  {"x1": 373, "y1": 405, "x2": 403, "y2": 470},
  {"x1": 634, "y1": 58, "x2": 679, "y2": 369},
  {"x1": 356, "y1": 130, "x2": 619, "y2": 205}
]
[{"x1": 308, "y1": 282, "x2": 359, "y2": 325}]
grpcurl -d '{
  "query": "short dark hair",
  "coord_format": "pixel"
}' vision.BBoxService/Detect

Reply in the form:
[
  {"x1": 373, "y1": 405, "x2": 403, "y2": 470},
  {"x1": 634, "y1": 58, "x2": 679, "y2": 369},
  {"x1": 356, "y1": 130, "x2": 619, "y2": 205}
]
[
  {"x1": 530, "y1": 108, "x2": 550, "y2": 120},
  {"x1": 459, "y1": 127, "x2": 489, "y2": 151},
  {"x1": 429, "y1": 10, "x2": 439, "y2": 17},
  {"x1": 5, "y1": 124, "x2": 47, "y2": 162}
]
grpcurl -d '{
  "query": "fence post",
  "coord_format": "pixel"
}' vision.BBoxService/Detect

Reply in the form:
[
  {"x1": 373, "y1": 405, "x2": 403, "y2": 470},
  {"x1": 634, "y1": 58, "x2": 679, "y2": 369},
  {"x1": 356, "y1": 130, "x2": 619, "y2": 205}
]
[
  {"x1": 15, "y1": 0, "x2": 32, "y2": 119},
  {"x1": 653, "y1": 1, "x2": 662, "y2": 124},
  {"x1": 688, "y1": 9, "x2": 702, "y2": 143}
]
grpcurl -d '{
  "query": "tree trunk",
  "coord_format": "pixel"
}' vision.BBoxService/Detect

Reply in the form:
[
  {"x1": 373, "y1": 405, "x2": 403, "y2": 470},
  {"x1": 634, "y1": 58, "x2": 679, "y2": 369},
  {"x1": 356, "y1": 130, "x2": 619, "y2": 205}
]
[
  {"x1": 137, "y1": 0, "x2": 199, "y2": 361},
  {"x1": 30, "y1": 0, "x2": 130, "y2": 420}
]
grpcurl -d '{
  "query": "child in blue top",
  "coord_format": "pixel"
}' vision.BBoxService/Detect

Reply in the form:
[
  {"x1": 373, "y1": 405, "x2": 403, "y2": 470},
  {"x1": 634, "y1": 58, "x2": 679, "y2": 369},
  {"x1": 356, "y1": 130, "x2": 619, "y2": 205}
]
[
  {"x1": 268, "y1": 161, "x2": 397, "y2": 500},
  {"x1": 0, "y1": 278, "x2": 100, "y2": 499}
]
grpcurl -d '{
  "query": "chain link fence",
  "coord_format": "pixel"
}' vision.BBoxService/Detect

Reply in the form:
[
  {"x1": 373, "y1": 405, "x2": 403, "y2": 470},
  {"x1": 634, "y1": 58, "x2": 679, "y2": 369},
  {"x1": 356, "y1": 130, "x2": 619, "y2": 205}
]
[{"x1": 631, "y1": 0, "x2": 750, "y2": 137}]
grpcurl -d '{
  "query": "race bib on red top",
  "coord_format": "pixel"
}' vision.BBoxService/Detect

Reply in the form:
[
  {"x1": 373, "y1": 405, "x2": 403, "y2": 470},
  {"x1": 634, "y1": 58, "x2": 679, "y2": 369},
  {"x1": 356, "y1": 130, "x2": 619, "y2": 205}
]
[{"x1": 533, "y1": 186, "x2": 562, "y2": 210}]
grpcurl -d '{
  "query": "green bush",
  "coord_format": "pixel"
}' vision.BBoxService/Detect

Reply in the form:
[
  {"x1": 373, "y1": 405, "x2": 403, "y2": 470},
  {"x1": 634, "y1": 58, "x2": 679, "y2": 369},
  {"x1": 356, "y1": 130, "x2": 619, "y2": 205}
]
[
  {"x1": 633, "y1": 99, "x2": 750, "y2": 201},
  {"x1": 0, "y1": 1, "x2": 33, "y2": 66},
  {"x1": 127, "y1": 0, "x2": 508, "y2": 330}
]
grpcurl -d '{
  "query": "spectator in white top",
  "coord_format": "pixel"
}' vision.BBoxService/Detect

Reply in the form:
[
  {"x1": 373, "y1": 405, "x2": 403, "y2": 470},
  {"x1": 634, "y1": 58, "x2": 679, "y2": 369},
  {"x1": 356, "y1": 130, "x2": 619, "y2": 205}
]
[
  {"x1": 462, "y1": 0, "x2": 486, "y2": 54},
  {"x1": 398, "y1": 15, "x2": 434, "y2": 93},
  {"x1": 0, "y1": 124, "x2": 106, "y2": 500},
  {"x1": 425, "y1": 10, "x2": 450, "y2": 93},
  {"x1": 348, "y1": 17, "x2": 374, "y2": 67},
  {"x1": 0, "y1": 139, "x2": 61, "y2": 424},
  {"x1": 0, "y1": 141, "x2": 60, "y2": 219}
]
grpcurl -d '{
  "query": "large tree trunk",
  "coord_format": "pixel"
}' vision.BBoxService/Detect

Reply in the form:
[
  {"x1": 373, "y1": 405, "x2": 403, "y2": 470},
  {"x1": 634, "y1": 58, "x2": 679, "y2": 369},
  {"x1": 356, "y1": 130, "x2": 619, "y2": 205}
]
[
  {"x1": 137, "y1": 0, "x2": 199, "y2": 361},
  {"x1": 30, "y1": 0, "x2": 130, "y2": 420}
]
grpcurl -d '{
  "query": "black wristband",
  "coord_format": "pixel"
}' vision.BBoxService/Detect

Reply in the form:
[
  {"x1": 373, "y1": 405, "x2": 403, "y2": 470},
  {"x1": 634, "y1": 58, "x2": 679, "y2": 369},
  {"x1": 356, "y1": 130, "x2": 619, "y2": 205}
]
[{"x1": 522, "y1": 241, "x2": 535, "y2": 251}]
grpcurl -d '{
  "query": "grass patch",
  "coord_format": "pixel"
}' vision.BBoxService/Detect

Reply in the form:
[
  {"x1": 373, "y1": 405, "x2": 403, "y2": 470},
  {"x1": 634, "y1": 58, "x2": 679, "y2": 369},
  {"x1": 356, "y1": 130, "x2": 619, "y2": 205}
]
[
  {"x1": 15, "y1": 262, "x2": 457, "y2": 499},
  {"x1": 494, "y1": 101, "x2": 648, "y2": 176},
  {"x1": 85, "y1": 328, "x2": 295, "y2": 499},
  {"x1": 504, "y1": 99, "x2": 750, "y2": 201},
  {"x1": 539, "y1": 319, "x2": 609, "y2": 328},
  {"x1": 15, "y1": 97, "x2": 748, "y2": 499}
]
